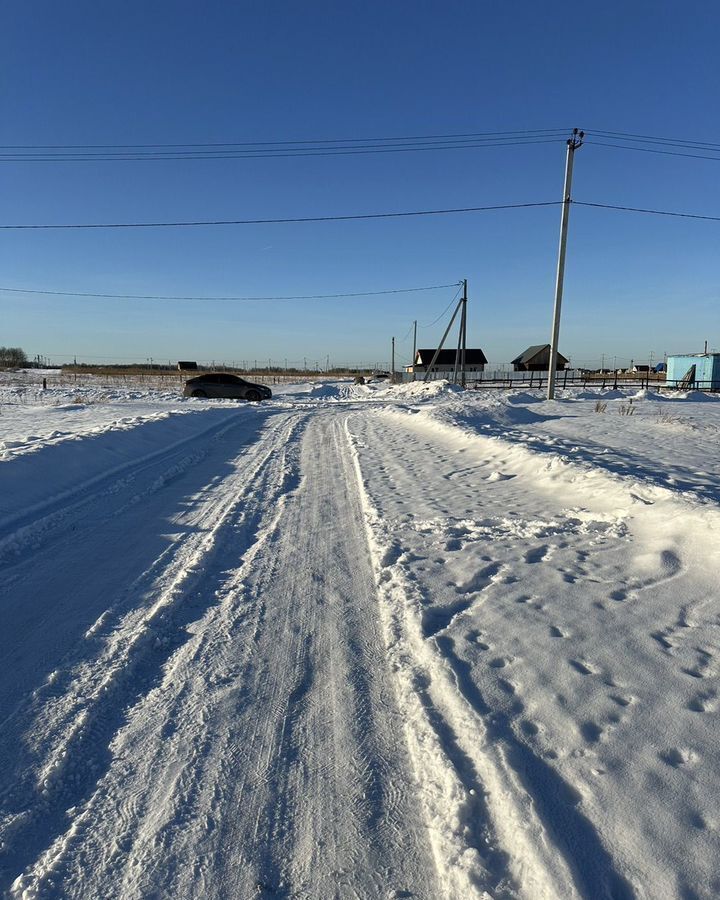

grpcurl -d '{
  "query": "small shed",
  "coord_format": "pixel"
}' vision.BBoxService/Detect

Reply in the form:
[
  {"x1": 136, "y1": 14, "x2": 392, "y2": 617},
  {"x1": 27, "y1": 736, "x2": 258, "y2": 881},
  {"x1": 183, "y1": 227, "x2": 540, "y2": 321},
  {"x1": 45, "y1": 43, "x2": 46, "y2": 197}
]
[
  {"x1": 410, "y1": 348, "x2": 487, "y2": 377},
  {"x1": 666, "y1": 353, "x2": 720, "y2": 389},
  {"x1": 512, "y1": 344, "x2": 568, "y2": 372},
  {"x1": 177, "y1": 360, "x2": 198, "y2": 371}
]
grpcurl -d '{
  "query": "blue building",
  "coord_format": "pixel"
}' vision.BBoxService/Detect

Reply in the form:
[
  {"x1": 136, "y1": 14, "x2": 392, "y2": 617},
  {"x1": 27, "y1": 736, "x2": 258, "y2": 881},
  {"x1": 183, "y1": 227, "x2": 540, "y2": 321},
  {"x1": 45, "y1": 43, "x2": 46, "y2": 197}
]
[{"x1": 666, "y1": 353, "x2": 720, "y2": 389}]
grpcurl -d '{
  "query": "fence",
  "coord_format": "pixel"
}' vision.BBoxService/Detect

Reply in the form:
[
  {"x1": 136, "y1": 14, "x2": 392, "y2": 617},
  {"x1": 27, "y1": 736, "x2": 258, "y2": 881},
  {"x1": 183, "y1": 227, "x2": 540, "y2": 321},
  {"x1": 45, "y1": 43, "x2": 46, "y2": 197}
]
[{"x1": 467, "y1": 370, "x2": 719, "y2": 392}]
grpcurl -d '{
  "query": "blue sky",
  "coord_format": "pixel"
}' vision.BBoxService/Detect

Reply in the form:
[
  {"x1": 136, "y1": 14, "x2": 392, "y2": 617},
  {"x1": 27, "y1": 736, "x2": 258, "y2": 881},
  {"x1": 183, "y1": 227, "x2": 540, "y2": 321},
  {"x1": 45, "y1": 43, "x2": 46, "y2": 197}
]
[{"x1": 2, "y1": 0, "x2": 719, "y2": 369}]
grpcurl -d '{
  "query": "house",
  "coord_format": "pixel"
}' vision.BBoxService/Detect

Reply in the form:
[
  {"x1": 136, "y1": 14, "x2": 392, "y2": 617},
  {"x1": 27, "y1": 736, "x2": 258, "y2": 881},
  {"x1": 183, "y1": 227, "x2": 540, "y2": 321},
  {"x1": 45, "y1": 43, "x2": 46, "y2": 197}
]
[
  {"x1": 666, "y1": 353, "x2": 720, "y2": 389},
  {"x1": 408, "y1": 348, "x2": 487, "y2": 378},
  {"x1": 177, "y1": 360, "x2": 198, "y2": 371},
  {"x1": 512, "y1": 344, "x2": 568, "y2": 372}
]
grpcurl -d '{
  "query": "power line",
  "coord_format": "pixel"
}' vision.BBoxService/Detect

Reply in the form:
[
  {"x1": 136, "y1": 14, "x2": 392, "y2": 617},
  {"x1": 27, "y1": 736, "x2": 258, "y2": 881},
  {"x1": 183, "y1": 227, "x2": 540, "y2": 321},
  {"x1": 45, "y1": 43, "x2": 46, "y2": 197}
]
[
  {"x1": 585, "y1": 140, "x2": 720, "y2": 163},
  {"x1": 420, "y1": 285, "x2": 463, "y2": 327},
  {"x1": 0, "y1": 200, "x2": 562, "y2": 230},
  {"x1": 574, "y1": 200, "x2": 720, "y2": 222},
  {"x1": 0, "y1": 138, "x2": 566, "y2": 162},
  {"x1": 397, "y1": 321, "x2": 416, "y2": 343},
  {"x1": 1, "y1": 199, "x2": 718, "y2": 233},
  {"x1": 0, "y1": 282, "x2": 461, "y2": 302},
  {"x1": 0, "y1": 128, "x2": 570, "y2": 150},
  {"x1": 588, "y1": 129, "x2": 720, "y2": 151}
]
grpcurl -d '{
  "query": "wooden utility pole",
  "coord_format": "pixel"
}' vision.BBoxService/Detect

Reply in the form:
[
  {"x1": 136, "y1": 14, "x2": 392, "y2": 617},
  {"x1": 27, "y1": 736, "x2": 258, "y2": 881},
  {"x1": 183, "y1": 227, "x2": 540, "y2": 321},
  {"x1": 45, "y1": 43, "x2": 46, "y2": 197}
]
[
  {"x1": 547, "y1": 129, "x2": 583, "y2": 400},
  {"x1": 391, "y1": 336, "x2": 395, "y2": 383}
]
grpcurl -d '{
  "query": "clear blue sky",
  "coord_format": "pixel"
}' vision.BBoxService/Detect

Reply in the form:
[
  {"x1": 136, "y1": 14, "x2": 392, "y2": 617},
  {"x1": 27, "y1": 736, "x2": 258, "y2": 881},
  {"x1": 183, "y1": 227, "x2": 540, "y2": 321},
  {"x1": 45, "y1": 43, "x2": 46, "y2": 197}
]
[{"x1": 2, "y1": 0, "x2": 719, "y2": 369}]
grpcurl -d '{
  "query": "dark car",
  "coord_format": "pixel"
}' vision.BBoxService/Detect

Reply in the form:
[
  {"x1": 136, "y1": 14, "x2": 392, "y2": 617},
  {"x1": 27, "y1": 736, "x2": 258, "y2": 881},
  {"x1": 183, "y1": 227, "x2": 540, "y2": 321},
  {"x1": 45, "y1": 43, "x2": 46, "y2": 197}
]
[{"x1": 183, "y1": 373, "x2": 272, "y2": 401}]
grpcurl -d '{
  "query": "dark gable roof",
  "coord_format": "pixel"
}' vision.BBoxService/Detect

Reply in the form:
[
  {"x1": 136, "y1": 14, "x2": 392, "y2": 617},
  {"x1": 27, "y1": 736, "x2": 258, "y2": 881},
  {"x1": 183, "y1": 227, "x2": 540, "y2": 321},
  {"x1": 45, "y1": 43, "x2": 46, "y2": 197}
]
[
  {"x1": 416, "y1": 348, "x2": 487, "y2": 366},
  {"x1": 511, "y1": 344, "x2": 568, "y2": 365}
]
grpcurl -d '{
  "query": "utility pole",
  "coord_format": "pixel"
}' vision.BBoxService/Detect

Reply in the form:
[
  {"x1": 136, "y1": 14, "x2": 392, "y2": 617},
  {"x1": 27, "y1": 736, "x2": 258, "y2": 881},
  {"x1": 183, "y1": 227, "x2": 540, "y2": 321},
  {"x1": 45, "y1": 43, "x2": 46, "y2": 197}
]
[
  {"x1": 411, "y1": 320, "x2": 417, "y2": 381},
  {"x1": 547, "y1": 128, "x2": 584, "y2": 400},
  {"x1": 460, "y1": 279, "x2": 468, "y2": 388},
  {"x1": 391, "y1": 337, "x2": 395, "y2": 383},
  {"x1": 452, "y1": 307, "x2": 463, "y2": 384},
  {"x1": 423, "y1": 295, "x2": 464, "y2": 382}
]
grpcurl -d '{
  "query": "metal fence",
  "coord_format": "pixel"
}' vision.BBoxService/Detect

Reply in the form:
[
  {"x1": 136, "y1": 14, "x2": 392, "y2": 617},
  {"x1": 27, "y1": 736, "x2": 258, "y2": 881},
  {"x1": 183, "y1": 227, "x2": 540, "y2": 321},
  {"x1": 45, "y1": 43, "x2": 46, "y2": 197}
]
[{"x1": 467, "y1": 370, "x2": 719, "y2": 392}]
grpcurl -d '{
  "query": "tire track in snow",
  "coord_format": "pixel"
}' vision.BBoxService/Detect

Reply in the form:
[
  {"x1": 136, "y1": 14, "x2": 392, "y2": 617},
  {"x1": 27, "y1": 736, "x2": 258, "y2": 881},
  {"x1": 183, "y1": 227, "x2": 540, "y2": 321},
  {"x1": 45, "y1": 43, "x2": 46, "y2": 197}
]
[
  {"x1": 0, "y1": 408, "x2": 253, "y2": 565},
  {"x1": 7, "y1": 411, "x2": 438, "y2": 899},
  {"x1": 2, "y1": 411, "x2": 306, "y2": 896}
]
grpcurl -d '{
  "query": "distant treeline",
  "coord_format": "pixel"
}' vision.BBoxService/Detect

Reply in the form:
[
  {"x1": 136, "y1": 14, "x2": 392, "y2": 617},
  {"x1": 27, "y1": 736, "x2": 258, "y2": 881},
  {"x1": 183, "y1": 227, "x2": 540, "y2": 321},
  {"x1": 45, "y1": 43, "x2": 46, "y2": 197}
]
[
  {"x1": 61, "y1": 362, "x2": 374, "y2": 375},
  {"x1": 0, "y1": 347, "x2": 28, "y2": 367}
]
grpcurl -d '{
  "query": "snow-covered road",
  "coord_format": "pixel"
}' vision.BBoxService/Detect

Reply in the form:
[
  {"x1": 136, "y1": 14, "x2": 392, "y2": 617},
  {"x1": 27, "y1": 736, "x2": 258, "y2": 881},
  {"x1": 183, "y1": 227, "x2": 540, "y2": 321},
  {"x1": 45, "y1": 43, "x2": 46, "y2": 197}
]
[
  {"x1": 1, "y1": 380, "x2": 719, "y2": 898},
  {"x1": 2, "y1": 407, "x2": 437, "y2": 898}
]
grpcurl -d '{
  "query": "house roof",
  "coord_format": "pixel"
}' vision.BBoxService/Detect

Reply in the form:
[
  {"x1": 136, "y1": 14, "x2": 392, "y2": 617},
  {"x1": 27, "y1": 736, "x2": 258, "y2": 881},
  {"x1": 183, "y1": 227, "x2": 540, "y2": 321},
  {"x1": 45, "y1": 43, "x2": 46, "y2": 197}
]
[
  {"x1": 511, "y1": 344, "x2": 568, "y2": 365},
  {"x1": 415, "y1": 348, "x2": 488, "y2": 366}
]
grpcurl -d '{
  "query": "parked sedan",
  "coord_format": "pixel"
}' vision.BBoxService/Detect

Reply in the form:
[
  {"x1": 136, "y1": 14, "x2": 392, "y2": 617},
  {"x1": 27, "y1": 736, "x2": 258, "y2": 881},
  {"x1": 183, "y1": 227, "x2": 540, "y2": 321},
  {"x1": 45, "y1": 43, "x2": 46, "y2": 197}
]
[{"x1": 183, "y1": 373, "x2": 272, "y2": 401}]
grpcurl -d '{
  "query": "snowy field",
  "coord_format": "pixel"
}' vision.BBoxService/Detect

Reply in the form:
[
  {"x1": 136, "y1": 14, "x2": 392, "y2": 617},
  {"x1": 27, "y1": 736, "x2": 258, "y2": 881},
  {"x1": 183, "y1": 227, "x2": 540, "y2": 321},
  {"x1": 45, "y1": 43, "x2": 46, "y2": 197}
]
[{"x1": 1, "y1": 372, "x2": 719, "y2": 899}]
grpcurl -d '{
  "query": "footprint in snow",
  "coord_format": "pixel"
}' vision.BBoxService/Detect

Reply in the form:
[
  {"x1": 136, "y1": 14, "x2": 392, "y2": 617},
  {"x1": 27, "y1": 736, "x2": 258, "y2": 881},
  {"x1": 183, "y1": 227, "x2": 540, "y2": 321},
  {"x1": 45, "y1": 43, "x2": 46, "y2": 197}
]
[
  {"x1": 524, "y1": 544, "x2": 551, "y2": 564},
  {"x1": 659, "y1": 747, "x2": 697, "y2": 768},
  {"x1": 489, "y1": 656, "x2": 510, "y2": 668},
  {"x1": 520, "y1": 719, "x2": 540, "y2": 737},
  {"x1": 464, "y1": 630, "x2": 491, "y2": 651},
  {"x1": 568, "y1": 659, "x2": 595, "y2": 676},
  {"x1": 688, "y1": 689, "x2": 718, "y2": 713},
  {"x1": 580, "y1": 721, "x2": 604, "y2": 744}
]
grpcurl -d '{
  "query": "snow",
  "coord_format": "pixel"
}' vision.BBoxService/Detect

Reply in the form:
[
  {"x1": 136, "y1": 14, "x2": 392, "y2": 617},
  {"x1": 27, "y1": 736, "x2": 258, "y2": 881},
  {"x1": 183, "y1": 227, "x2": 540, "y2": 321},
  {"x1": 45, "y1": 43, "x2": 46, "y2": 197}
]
[{"x1": 1, "y1": 373, "x2": 719, "y2": 898}]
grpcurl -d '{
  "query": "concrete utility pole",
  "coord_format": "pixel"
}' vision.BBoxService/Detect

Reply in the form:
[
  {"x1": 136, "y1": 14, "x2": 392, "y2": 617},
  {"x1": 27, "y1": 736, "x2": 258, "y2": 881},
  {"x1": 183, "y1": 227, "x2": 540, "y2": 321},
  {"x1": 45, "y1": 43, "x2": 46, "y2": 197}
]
[
  {"x1": 411, "y1": 320, "x2": 417, "y2": 381},
  {"x1": 547, "y1": 128, "x2": 584, "y2": 400},
  {"x1": 453, "y1": 278, "x2": 467, "y2": 387},
  {"x1": 423, "y1": 295, "x2": 464, "y2": 383},
  {"x1": 391, "y1": 336, "x2": 395, "y2": 383},
  {"x1": 460, "y1": 279, "x2": 468, "y2": 388}
]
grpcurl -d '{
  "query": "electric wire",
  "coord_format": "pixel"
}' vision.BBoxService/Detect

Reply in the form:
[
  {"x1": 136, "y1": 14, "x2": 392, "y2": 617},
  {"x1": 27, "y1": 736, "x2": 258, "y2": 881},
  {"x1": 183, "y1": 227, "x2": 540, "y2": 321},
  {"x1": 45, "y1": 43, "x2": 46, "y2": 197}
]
[
  {"x1": 0, "y1": 282, "x2": 461, "y2": 302},
  {"x1": 398, "y1": 321, "x2": 416, "y2": 343},
  {"x1": 0, "y1": 138, "x2": 566, "y2": 162},
  {"x1": 1, "y1": 199, "x2": 719, "y2": 232},
  {"x1": 420, "y1": 285, "x2": 463, "y2": 328},
  {"x1": 574, "y1": 200, "x2": 720, "y2": 222},
  {"x1": 585, "y1": 140, "x2": 720, "y2": 163},
  {"x1": 0, "y1": 200, "x2": 562, "y2": 229},
  {"x1": 588, "y1": 129, "x2": 720, "y2": 151},
  {"x1": 0, "y1": 127, "x2": 571, "y2": 150}
]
